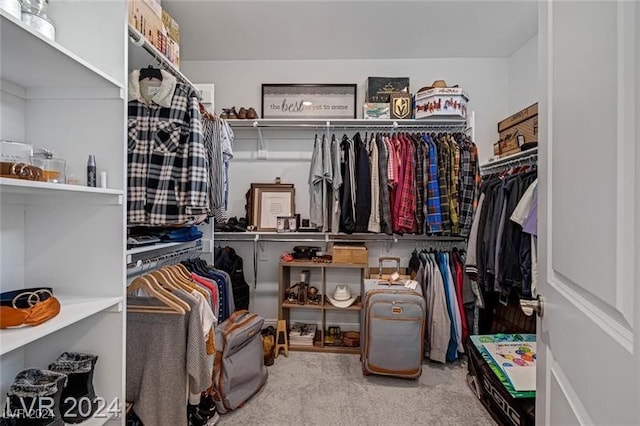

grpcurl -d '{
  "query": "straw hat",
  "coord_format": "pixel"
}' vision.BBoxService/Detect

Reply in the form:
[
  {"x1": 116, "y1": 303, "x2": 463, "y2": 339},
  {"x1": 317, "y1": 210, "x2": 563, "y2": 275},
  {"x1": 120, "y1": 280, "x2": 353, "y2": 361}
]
[
  {"x1": 327, "y1": 285, "x2": 357, "y2": 308},
  {"x1": 418, "y1": 80, "x2": 457, "y2": 93}
]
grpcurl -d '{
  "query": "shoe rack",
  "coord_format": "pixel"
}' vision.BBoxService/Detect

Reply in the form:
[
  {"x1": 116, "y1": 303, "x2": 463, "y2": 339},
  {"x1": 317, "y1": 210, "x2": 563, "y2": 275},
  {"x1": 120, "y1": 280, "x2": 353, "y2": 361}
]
[
  {"x1": 0, "y1": 2, "x2": 127, "y2": 422},
  {"x1": 278, "y1": 261, "x2": 368, "y2": 354}
]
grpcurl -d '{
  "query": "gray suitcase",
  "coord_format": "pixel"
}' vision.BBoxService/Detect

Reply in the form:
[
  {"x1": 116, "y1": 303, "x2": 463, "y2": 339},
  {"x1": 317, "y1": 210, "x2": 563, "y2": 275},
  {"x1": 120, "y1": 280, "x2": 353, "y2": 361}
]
[
  {"x1": 361, "y1": 257, "x2": 426, "y2": 379},
  {"x1": 211, "y1": 310, "x2": 268, "y2": 413}
]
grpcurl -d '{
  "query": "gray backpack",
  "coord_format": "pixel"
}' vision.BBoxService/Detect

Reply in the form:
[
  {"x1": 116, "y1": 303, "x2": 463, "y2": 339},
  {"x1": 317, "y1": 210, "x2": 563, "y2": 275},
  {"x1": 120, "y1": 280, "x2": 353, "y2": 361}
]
[{"x1": 211, "y1": 310, "x2": 268, "y2": 413}]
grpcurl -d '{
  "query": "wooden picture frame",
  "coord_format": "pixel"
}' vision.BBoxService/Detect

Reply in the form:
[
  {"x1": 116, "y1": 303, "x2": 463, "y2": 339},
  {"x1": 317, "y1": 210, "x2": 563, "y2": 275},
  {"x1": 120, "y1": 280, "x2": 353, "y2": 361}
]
[
  {"x1": 250, "y1": 183, "x2": 295, "y2": 231},
  {"x1": 261, "y1": 84, "x2": 357, "y2": 119}
]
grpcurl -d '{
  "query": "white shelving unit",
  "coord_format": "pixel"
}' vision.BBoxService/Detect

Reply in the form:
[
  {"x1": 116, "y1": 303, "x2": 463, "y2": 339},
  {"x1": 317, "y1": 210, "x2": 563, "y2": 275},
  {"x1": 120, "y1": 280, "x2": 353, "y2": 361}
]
[
  {"x1": 128, "y1": 24, "x2": 199, "y2": 94},
  {"x1": 0, "y1": 3, "x2": 127, "y2": 423}
]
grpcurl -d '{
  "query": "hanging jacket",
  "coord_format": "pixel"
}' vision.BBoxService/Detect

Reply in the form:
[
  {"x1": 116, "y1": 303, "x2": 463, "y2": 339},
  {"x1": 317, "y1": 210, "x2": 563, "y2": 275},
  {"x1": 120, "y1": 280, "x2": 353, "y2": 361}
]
[
  {"x1": 354, "y1": 132, "x2": 371, "y2": 232},
  {"x1": 127, "y1": 69, "x2": 209, "y2": 226},
  {"x1": 339, "y1": 136, "x2": 356, "y2": 233}
]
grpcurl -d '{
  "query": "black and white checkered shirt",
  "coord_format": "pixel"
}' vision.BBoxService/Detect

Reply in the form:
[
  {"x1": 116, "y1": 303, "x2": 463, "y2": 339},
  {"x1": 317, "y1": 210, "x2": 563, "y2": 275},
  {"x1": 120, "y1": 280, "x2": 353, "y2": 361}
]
[{"x1": 127, "y1": 70, "x2": 210, "y2": 225}]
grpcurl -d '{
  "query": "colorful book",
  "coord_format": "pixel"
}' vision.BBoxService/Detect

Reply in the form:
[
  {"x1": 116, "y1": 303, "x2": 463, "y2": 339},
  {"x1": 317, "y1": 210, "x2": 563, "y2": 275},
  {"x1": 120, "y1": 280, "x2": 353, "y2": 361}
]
[{"x1": 483, "y1": 341, "x2": 536, "y2": 391}]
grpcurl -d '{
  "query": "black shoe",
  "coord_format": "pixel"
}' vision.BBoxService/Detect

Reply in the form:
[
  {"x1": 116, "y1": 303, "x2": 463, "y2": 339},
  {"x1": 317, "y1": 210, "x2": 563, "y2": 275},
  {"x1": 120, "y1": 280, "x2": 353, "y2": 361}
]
[
  {"x1": 7, "y1": 369, "x2": 67, "y2": 426},
  {"x1": 48, "y1": 353, "x2": 98, "y2": 424}
]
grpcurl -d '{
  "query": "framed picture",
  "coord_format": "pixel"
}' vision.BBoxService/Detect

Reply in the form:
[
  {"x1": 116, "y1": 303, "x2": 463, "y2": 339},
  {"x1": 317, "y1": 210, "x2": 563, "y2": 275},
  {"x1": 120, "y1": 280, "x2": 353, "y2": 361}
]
[
  {"x1": 250, "y1": 183, "x2": 295, "y2": 231},
  {"x1": 276, "y1": 216, "x2": 298, "y2": 233},
  {"x1": 262, "y1": 84, "x2": 357, "y2": 119}
]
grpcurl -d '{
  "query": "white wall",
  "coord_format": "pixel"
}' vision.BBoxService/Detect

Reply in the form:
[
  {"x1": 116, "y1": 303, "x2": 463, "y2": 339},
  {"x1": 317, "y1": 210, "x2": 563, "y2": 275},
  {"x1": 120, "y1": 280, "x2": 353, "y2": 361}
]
[
  {"x1": 184, "y1": 57, "x2": 508, "y2": 323},
  {"x1": 182, "y1": 57, "x2": 509, "y2": 176},
  {"x1": 508, "y1": 35, "x2": 539, "y2": 113}
]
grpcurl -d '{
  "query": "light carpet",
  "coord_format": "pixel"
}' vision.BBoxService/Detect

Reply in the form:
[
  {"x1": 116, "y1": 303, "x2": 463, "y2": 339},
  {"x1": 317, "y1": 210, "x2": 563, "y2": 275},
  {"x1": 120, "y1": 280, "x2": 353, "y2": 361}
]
[{"x1": 219, "y1": 352, "x2": 495, "y2": 425}]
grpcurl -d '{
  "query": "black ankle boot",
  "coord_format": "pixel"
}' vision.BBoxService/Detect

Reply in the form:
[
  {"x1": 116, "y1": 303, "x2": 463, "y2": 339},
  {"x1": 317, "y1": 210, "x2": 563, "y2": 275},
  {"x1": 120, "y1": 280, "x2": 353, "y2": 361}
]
[
  {"x1": 48, "y1": 353, "x2": 98, "y2": 424},
  {"x1": 6, "y1": 369, "x2": 67, "y2": 426}
]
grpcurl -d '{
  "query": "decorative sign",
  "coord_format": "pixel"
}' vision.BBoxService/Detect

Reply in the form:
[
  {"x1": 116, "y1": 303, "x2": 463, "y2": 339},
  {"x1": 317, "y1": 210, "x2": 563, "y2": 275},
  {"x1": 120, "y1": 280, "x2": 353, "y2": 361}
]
[
  {"x1": 262, "y1": 84, "x2": 357, "y2": 119},
  {"x1": 390, "y1": 93, "x2": 412, "y2": 119}
]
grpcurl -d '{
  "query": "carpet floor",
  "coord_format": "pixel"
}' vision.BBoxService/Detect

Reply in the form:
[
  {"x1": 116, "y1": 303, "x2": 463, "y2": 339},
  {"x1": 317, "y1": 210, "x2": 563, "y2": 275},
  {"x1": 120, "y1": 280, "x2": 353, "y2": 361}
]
[{"x1": 219, "y1": 352, "x2": 495, "y2": 425}]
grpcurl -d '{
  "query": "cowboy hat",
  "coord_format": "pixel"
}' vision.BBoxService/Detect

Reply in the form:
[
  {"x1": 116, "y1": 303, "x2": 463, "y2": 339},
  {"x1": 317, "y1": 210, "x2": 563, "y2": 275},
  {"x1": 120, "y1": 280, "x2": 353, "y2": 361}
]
[
  {"x1": 327, "y1": 285, "x2": 357, "y2": 308},
  {"x1": 417, "y1": 80, "x2": 459, "y2": 93}
]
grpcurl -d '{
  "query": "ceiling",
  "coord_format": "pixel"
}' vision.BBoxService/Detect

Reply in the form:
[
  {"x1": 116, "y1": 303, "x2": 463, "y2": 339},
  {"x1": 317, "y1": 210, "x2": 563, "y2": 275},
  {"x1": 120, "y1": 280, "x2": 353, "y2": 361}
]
[{"x1": 161, "y1": 0, "x2": 539, "y2": 62}]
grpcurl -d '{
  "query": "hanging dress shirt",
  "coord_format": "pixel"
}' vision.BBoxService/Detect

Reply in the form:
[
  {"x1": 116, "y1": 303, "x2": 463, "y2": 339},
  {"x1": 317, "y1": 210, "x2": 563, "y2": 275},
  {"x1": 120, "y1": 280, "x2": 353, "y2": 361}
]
[
  {"x1": 413, "y1": 134, "x2": 425, "y2": 234},
  {"x1": 309, "y1": 134, "x2": 324, "y2": 228},
  {"x1": 330, "y1": 135, "x2": 343, "y2": 234},
  {"x1": 377, "y1": 135, "x2": 393, "y2": 235},
  {"x1": 339, "y1": 136, "x2": 356, "y2": 233},
  {"x1": 435, "y1": 135, "x2": 451, "y2": 234},
  {"x1": 367, "y1": 135, "x2": 381, "y2": 233},
  {"x1": 425, "y1": 135, "x2": 443, "y2": 234},
  {"x1": 354, "y1": 132, "x2": 371, "y2": 232}
]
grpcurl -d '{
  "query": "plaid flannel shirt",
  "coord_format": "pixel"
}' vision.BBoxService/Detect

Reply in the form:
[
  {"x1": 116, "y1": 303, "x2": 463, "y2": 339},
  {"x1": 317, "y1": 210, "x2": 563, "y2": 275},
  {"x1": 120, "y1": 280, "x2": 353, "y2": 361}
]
[
  {"x1": 128, "y1": 70, "x2": 209, "y2": 225},
  {"x1": 448, "y1": 135, "x2": 460, "y2": 235},
  {"x1": 377, "y1": 135, "x2": 393, "y2": 235},
  {"x1": 413, "y1": 134, "x2": 425, "y2": 234},
  {"x1": 458, "y1": 136, "x2": 478, "y2": 237},
  {"x1": 395, "y1": 135, "x2": 416, "y2": 233},
  {"x1": 436, "y1": 135, "x2": 451, "y2": 234},
  {"x1": 425, "y1": 135, "x2": 443, "y2": 234}
]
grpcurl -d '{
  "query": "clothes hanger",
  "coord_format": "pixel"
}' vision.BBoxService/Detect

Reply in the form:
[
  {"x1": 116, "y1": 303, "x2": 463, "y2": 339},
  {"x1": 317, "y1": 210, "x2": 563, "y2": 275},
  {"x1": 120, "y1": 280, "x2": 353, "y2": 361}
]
[
  {"x1": 127, "y1": 275, "x2": 186, "y2": 315},
  {"x1": 152, "y1": 268, "x2": 197, "y2": 298},
  {"x1": 139, "y1": 65, "x2": 162, "y2": 81},
  {"x1": 165, "y1": 265, "x2": 209, "y2": 298},
  {"x1": 143, "y1": 272, "x2": 191, "y2": 311}
]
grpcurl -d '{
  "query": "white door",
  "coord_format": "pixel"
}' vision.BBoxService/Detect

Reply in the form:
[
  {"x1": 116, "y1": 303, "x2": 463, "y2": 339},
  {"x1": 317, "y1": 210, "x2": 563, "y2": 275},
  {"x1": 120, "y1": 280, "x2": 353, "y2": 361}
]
[{"x1": 538, "y1": 1, "x2": 639, "y2": 424}]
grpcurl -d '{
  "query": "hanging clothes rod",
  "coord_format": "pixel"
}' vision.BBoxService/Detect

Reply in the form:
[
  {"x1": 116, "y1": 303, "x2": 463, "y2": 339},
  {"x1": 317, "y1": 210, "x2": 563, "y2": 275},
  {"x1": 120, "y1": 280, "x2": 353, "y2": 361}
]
[
  {"x1": 480, "y1": 149, "x2": 538, "y2": 175},
  {"x1": 214, "y1": 233, "x2": 466, "y2": 243},
  {"x1": 128, "y1": 26, "x2": 201, "y2": 99},
  {"x1": 126, "y1": 240, "x2": 203, "y2": 278},
  {"x1": 229, "y1": 118, "x2": 469, "y2": 130}
]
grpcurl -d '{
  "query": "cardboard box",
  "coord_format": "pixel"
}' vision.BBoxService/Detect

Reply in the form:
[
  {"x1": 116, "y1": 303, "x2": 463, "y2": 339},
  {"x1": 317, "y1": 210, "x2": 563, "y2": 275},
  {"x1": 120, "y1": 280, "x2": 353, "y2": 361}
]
[
  {"x1": 129, "y1": 0, "x2": 164, "y2": 52},
  {"x1": 366, "y1": 77, "x2": 410, "y2": 103},
  {"x1": 162, "y1": 9, "x2": 180, "y2": 43},
  {"x1": 499, "y1": 136, "x2": 520, "y2": 153},
  {"x1": 414, "y1": 87, "x2": 469, "y2": 119},
  {"x1": 389, "y1": 93, "x2": 413, "y2": 119},
  {"x1": 166, "y1": 37, "x2": 180, "y2": 68},
  {"x1": 332, "y1": 244, "x2": 368, "y2": 264},
  {"x1": 493, "y1": 142, "x2": 500, "y2": 157},
  {"x1": 498, "y1": 147, "x2": 521, "y2": 158},
  {"x1": 363, "y1": 103, "x2": 390, "y2": 119},
  {"x1": 498, "y1": 103, "x2": 538, "y2": 145}
]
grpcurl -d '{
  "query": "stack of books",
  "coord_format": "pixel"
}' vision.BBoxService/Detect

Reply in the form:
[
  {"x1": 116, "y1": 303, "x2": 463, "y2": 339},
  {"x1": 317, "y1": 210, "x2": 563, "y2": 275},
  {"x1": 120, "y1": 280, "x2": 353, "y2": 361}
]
[{"x1": 289, "y1": 323, "x2": 317, "y2": 346}]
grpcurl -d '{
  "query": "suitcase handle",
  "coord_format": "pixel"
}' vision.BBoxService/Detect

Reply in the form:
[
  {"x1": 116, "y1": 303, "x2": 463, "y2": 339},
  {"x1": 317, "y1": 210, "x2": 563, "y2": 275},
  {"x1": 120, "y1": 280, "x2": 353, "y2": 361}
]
[
  {"x1": 377, "y1": 256, "x2": 401, "y2": 279},
  {"x1": 228, "y1": 309, "x2": 250, "y2": 323}
]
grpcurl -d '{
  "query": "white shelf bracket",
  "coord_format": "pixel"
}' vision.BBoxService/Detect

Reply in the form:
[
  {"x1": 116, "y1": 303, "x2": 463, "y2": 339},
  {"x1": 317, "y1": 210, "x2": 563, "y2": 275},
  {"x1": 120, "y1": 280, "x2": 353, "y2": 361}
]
[
  {"x1": 254, "y1": 121, "x2": 267, "y2": 159},
  {"x1": 469, "y1": 110, "x2": 476, "y2": 141},
  {"x1": 384, "y1": 237, "x2": 398, "y2": 253}
]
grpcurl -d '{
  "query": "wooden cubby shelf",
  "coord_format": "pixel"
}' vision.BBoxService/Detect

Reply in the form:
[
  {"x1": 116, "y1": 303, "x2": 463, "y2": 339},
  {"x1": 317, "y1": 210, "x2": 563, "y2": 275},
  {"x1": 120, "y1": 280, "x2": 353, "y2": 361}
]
[{"x1": 279, "y1": 261, "x2": 368, "y2": 354}]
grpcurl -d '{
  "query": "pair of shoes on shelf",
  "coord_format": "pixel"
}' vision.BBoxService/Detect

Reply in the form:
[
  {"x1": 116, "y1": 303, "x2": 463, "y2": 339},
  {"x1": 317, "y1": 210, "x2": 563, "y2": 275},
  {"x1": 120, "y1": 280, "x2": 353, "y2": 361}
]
[
  {"x1": 220, "y1": 107, "x2": 238, "y2": 120},
  {"x1": 5, "y1": 352, "x2": 98, "y2": 426},
  {"x1": 237, "y1": 107, "x2": 258, "y2": 120},
  {"x1": 261, "y1": 326, "x2": 276, "y2": 366},
  {"x1": 220, "y1": 107, "x2": 258, "y2": 120},
  {"x1": 216, "y1": 217, "x2": 247, "y2": 232}
]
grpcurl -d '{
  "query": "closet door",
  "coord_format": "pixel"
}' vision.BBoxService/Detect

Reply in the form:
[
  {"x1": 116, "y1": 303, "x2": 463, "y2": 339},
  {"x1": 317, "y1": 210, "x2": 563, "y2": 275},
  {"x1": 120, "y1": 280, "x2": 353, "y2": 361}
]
[{"x1": 538, "y1": 0, "x2": 639, "y2": 423}]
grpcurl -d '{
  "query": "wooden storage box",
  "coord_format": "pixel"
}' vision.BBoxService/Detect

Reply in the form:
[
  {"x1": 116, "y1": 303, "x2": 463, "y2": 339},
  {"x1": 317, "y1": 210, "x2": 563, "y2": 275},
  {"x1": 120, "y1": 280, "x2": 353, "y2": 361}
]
[
  {"x1": 332, "y1": 244, "x2": 368, "y2": 264},
  {"x1": 498, "y1": 103, "x2": 538, "y2": 146}
]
